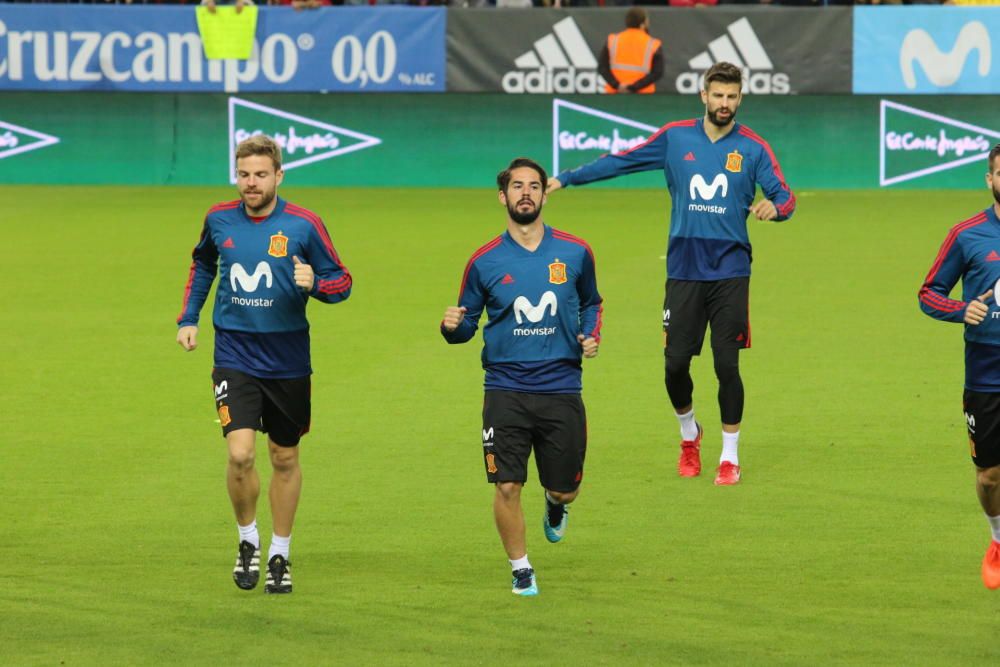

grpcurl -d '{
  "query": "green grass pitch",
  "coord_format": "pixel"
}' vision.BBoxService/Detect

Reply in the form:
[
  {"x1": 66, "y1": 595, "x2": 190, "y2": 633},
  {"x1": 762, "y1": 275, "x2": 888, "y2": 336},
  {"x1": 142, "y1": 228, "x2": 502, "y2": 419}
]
[{"x1": 3, "y1": 184, "x2": 1000, "y2": 665}]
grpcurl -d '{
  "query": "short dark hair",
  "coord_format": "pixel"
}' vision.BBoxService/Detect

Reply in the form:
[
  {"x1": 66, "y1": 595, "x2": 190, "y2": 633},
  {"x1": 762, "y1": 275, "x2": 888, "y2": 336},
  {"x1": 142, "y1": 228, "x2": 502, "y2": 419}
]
[
  {"x1": 235, "y1": 134, "x2": 282, "y2": 171},
  {"x1": 497, "y1": 158, "x2": 547, "y2": 193},
  {"x1": 625, "y1": 7, "x2": 647, "y2": 29},
  {"x1": 703, "y1": 62, "x2": 743, "y2": 90},
  {"x1": 990, "y1": 144, "x2": 1000, "y2": 172}
]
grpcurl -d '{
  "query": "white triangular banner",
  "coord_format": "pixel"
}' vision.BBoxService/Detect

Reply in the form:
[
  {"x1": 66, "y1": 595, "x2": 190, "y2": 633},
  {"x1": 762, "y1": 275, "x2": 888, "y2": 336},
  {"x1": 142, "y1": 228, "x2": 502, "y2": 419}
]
[
  {"x1": 227, "y1": 97, "x2": 382, "y2": 184},
  {"x1": 552, "y1": 99, "x2": 659, "y2": 175},
  {"x1": 0, "y1": 121, "x2": 60, "y2": 161},
  {"x1": 879, "y1": 99, "x2": 1000, "y2": 187}
]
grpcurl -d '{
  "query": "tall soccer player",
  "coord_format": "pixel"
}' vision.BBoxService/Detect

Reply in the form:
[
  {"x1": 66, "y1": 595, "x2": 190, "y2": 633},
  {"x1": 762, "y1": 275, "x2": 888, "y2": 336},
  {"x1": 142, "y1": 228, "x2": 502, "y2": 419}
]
[
  {"x1": 918, "y1": 144, "x2": 1000, "y2": 589},
  {"x1": 547, "y1": 61, "x2": 795, "y2": 485},
  {"x1": 441, "y1": 158, "x2": 603, "y2": 596},
  {"x1": 175, "y1": 135, "x2": 352, "y2": 594}
]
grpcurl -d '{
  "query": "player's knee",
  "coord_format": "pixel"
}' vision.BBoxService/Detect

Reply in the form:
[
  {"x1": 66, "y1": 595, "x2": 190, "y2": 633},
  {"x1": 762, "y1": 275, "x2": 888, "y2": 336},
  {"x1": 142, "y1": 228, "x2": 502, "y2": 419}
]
[
  {"x1": 665, "y1": 355, "x2": 692, "y2": 380},
  {"x1": 495, "y1": 482, "x2": 522, "y2": 503},
  {"x1": 269, "y1": 444, "x2": 299, "y2": 473},
  {"x1": 713, "y1": 349, "x2": 741, "y2": 384},
  {"x1": 977, "y1": 465, "x2": 1000, "y2": 490},
  {"x1": 547, "y1": 488, "x2": 578, "y2": 504},
  {"x1": 228, "y1": 447, "x2": 255, "y2": 472}
]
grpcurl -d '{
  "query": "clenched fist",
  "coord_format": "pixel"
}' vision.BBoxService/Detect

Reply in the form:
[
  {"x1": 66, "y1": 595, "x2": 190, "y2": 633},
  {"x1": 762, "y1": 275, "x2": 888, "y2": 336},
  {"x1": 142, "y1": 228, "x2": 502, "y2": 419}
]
[
  {"x1": 442, "y1": 306, "x2": 467, "y2": 332},
  {"x1": 177, "y1": 325, "x2": 198, "y2": 351}
]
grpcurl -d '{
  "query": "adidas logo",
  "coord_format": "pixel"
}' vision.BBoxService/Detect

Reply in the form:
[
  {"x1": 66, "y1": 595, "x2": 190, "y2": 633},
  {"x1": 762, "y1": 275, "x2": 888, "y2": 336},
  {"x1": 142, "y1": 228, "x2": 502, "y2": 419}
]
[
  {"x1": 222, "y1": 237, "x2": 236, "y2": 249},
  {"x1": 684, "y1": 152, "x2": 696, "y2": 161},
  {"x1": 987, "y1": 250, "x2": 1000, "y2": 262},
  {"x1": 675, "y1": 17, "x2": 790, "y2": 95},
  {"x1": 501, "y1": 274, "x2": 516, "y2": 285},
  {"x1": 502, "y1": 17, "x2": 604, "y2": 94}
]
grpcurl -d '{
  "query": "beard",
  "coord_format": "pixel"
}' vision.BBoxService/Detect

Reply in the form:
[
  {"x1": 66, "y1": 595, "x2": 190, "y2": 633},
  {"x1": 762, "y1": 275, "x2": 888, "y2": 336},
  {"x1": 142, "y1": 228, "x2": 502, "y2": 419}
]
[
  {"x1": 994, "y1": 184, "x2": 1000, "y2": 206},
  {"x1": 706, "y1": 106, "x2": 737, "y2": 127},
  {"x1": 241, "y1": 187, "x2": 276, "y2": 213},
  {"x1": 508, "y1": 198, "x2": 542, "y2": 225}
]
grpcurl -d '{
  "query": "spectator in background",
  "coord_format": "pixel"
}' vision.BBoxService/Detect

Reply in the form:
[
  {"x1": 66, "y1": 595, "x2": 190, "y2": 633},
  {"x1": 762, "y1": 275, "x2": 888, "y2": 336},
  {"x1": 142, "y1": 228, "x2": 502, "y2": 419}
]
[
  {"x1": 202, "y1": 0, "x2": 252, "y2": 12},
  {"x1": 599, "y1": 7, "x2": 664, "y2": 95}
]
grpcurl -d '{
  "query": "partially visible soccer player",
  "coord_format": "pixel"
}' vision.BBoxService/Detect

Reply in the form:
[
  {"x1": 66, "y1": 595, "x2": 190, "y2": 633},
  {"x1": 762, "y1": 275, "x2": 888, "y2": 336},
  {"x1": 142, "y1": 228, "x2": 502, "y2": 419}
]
[
  {"x1": 441, "y1": 157, "x2": 603, "y2": 596},
  {"x1": 918, "y1": 143, "x2": 1000, "y2": 589},
  {"x1": 175, "y1": 134, "x2": 352, "y2": 594},
  {"x1": 547, "y1": 61, "x2": 795, "y2": 485}
]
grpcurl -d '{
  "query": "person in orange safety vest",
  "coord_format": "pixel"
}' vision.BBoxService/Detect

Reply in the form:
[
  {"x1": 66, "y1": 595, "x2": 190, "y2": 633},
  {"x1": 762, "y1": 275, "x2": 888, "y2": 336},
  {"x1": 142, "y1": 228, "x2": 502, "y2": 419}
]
[{"x1": 599, "y1": 7, "x2": 664, "y2": 95}]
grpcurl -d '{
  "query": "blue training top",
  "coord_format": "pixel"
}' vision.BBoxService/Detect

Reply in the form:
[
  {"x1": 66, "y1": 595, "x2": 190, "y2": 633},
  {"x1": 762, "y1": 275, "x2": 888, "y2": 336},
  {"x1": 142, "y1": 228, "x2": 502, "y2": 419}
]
[
  {"x1": 557, "y1": 118, "x2": 796, "y2": 281},
  {"x1": 177, "y1": 196, "x2": 352, "y2": 378},
  {"x1": 441, "y1": 225, "x2": 603, "y2": 394},
  {"x1": 919, "y1": 206, "x2": 1000, "y2": 392}
]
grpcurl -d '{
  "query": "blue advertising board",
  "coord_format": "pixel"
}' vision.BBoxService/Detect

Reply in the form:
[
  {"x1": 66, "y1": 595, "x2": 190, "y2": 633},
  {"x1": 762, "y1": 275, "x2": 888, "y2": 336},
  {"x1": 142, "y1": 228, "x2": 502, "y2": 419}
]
[
  {"x1": 854, "y1": 7, "x2": 1000, "y2": 94},
  {"x1": 0, "y1": 5, "x2": 445, "y2": 92}
]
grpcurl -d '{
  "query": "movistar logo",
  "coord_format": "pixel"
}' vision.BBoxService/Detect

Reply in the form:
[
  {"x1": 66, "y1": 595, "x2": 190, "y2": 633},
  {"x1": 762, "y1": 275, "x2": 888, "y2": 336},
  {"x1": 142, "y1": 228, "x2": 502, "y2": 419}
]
[
  {"x1": 513, "y1": 291, "x2": 558, "y2": 324},
  {"x1": 900, "y1": 21, "x2": 991, "y2": 90},
  {"x1": 689, "y1": 173, "x2": 728, "y2": 200},
  {"x1": 230, "y1": 261, "x2": 273, "y2": 293}
]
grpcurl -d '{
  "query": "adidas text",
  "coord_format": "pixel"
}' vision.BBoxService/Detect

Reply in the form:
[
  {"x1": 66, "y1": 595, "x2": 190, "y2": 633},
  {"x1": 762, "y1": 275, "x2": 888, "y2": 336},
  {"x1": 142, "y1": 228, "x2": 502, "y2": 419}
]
[
  {"x1": 503, "y1": 68, "x2": 604, "y2": 94},
  {"x1": 676, "y1": 70, "x2": 789, "y2": 95}
]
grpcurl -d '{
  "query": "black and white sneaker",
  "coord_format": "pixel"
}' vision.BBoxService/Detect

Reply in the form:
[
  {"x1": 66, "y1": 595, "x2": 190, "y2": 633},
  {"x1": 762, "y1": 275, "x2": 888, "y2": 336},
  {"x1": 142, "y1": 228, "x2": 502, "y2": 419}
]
[
  {"x1": 232, "y1": 540, "x2": 260, "y2": 590},
  {"x1": 265, "y1": 555, "x2": 292, "y2": 594}
]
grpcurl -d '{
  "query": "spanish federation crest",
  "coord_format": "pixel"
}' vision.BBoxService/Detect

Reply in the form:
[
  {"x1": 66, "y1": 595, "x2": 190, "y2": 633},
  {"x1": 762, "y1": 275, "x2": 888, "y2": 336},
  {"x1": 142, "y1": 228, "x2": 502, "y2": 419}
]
[
  {"x1": 218, "y1": 405, "x2": 232, "y2": 427},
  {"x1": 548, "y1": 259, "x2": 567, "y2": 285},
  {"x1": 268, "y1": 232, "x2": 288, "y2": 258},
  {"x1": 725, "y1": 150, "x2": 743, "y2": 173}
]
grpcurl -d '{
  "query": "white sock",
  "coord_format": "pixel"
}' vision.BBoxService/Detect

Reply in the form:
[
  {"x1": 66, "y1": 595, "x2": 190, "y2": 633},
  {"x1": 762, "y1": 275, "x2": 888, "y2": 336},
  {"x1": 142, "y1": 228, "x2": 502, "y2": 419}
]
[
  {"x1": 545, "y1": 492, "x2": 562, "y2": 506},
  {"x1": 721, "y1": 430, "x2": 740, "y2": 465},
  {"x1": 987, "y1": 514, "x2": 1000, "y2": 543},
  {"x1": 676, "y1": 409, "x2": 699, "y2": 441},
  {"x1": 238, "y1": 521, "x2": 259, "y2": 549},
  {"x1": 509, "y1": 555, "x2": 531, "y2": 572},
  {"x1": 269, "y1": 533, "x2": 291, "y2": 561}
]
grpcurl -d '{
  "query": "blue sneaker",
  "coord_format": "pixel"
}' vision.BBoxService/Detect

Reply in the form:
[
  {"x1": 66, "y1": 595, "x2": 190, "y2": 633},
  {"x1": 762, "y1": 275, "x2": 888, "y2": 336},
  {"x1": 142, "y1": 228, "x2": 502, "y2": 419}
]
[
  {"x1": 511, "y1": 568, "x2": 538, "y2": 596},
  {"x1": 543, "y1": 496, "x2": 569, "y2": 543}
]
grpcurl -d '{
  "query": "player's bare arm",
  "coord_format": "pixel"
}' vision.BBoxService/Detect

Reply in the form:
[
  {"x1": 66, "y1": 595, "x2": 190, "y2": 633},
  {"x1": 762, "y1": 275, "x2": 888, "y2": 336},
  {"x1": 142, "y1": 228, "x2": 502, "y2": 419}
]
[
  {"x1": 292, "y1": 255, "x2": 314, "y2": 291},
  {"x1": 965, "y1": 290, "x2": 993, "y2": 325},
  {"x1": 577, "y1": 334, "x2": 599, "y2": 358},
  {"x1": 546, "y1": 178, "x2": 563, "y2": 195},
  {"x1": 750, "y1": 199, "x2": 778, "y2": 221},
  {"x1": 442, "y1": 306, "x2": 467, "y2": 332},
  {"x1": 177, "y1": 325, "x2": 198, "y2": 351}
]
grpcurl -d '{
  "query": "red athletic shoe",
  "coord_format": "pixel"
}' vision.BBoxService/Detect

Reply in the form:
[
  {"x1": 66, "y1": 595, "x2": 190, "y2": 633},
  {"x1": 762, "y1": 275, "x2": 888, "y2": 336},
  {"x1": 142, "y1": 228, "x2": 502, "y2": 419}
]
[
  {"x1": 982, "y1": 540, "x2": 1000, "y2": 589},
  {"x1": 677, "y1": 424, "x2": 702, "y2": 477},
  {"x1": 714, "y1": 461, "x2": 741, "y2": 485}
]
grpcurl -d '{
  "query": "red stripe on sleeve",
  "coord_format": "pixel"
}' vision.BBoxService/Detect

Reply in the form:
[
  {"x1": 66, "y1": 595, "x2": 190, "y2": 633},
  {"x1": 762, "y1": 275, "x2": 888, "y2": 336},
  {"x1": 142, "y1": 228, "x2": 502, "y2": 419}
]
[
  {"x1": 176, "y1": 260, "x2": 198, "y2": 324},
  {"x1": 921, "y1": 213, "x2": 987, "y2": 287},
  {"x1": 738, "y1": 126, "x2": 794, "y2": 197},
  {"x1": 207, "y1": 200, "x2": 240, "y2": 215},
  {"x1": 458, "y1": 237, "x2": 502, "y2": 302},
  {"x1": 618, "y1": 118, "x2": 697, "y2": 157}
]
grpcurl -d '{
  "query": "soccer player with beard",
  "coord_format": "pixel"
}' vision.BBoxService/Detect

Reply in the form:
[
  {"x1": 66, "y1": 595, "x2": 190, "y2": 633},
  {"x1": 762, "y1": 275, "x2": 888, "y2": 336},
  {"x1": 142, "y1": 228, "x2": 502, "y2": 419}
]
[
  {"x1": 441, "y1": 158, "x2": 603, "y2": 596},
  {"x1": 919, "y1": 144, "x2": 1000, "y2": 589},
  {"x1": 176, "y1": 135, "x2": 352, "y2": 594},
  {"x1": 547, "y1": 61, "x2": 795, "y2": 486}
]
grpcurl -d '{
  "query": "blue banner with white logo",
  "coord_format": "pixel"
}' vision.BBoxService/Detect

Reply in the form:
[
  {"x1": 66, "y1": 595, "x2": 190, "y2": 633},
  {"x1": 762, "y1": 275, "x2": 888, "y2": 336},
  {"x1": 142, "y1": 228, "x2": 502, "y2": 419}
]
[
  {"x1": 854, "y1": 7, "x2": 1000, "y2": 94},
  {"x1": 0, "y1": 5, "x2": 444, "y2": 92}
]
